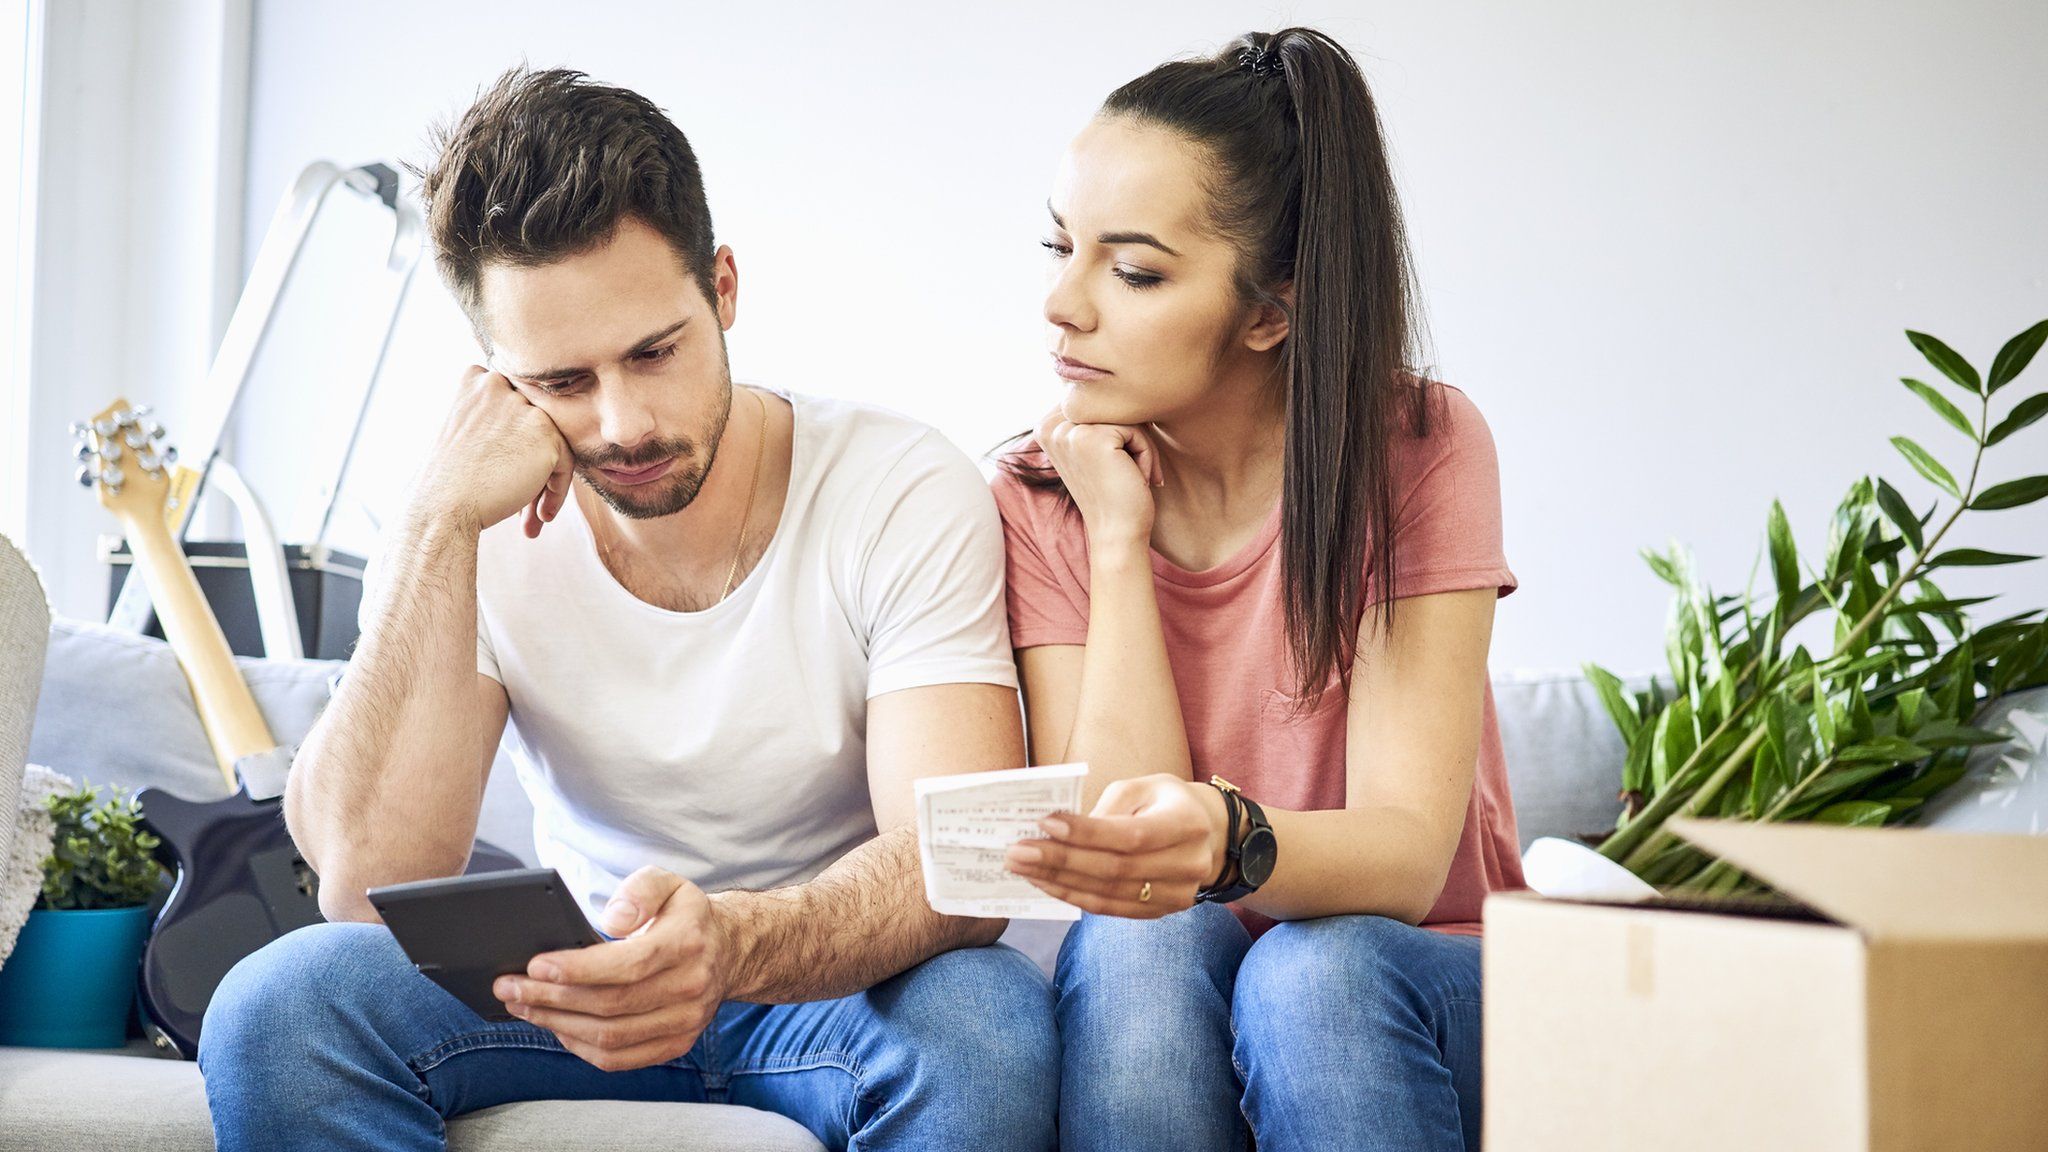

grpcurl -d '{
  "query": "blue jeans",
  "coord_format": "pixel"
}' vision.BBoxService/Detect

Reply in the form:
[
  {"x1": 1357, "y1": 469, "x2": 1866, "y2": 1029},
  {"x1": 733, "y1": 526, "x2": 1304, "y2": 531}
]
[
  {"x1": 1055, "y1": 903, "x2": 1483, "y2": 1152},
  {"x1": 198, "y1": 920, "x2": 1058, "y2": 1151}
]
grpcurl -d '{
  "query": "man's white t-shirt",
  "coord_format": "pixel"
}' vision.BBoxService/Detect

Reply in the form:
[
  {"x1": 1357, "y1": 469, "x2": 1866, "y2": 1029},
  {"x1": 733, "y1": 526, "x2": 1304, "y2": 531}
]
[{"x1": 398, "y1": 388, "x2": 1016, "y2": 920}]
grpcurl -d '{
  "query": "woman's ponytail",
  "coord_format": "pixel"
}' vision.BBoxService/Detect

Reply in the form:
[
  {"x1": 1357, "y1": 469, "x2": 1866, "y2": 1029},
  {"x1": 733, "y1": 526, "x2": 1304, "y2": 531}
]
[{"x1": 1102, "y1": 28, "x2": 1441, "y2": 706}]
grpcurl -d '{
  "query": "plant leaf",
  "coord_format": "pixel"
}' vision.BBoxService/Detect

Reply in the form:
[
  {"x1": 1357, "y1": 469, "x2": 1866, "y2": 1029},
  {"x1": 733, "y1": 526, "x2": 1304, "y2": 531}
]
[
  {"x1": 1813, "y1": 800, "x2": 1892, "y2": 827},
  {"x1": 1764, "y1": 499, "x2": 1799, "y2": 604},
  {"x1": 1835, "y1": 735, "x2": 1934, "y2": 762},
  {"x1": 1621, "y1": 723, "x2": 1654, "y2": 795},
  {"x1": 1971, "y1": 474, "x2": 2048, "y2": 511},
  {"x1": 1926, "y1": 548, "x2": 2040, "y2": 567},
  {"x1": 1901, "y1": 377, "x2": 1978, "y2": 440},
  {"x1": 1747, "y1": 740, "x2": 1784, "y2": 817},
  {"x1": 1889, "y1": 594, "x2": 1997, "y2": 613},
  {"x1": 1987, "y1": 392, "x2": 2048, "y2": 446},
  {"x1": 1906, "y1": 330, "x2": 1982, "y2": 395},
  {"x1": 1583, "y1": 663, "x2": 1641, "y2": 744},
  {"x1": 1641, "y1": 546, "x2": 1683, "y2": 588},
  {"x1": 1911, "y1": 720, "x2": 2015, "y2": 750},
  {"x1": 1810, "y1": 666, "x2": 1836, "y2": 752},
  {"x1": 1889, "y1": 437, "x2": 1959, "y2": 498},
  {"x1": 1987, "y1": 319, "x2": 2048, "y2": 393},
  {"x1": 1873, "y1": 478, "x2": 1925, "y2": 552}
]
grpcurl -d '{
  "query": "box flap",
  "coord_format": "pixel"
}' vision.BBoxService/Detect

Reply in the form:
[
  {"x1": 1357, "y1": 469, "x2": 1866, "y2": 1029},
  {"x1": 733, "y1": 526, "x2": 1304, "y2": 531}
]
[{"x1": 1670, "y1": 818, "x2": 2048, "y2": 942}]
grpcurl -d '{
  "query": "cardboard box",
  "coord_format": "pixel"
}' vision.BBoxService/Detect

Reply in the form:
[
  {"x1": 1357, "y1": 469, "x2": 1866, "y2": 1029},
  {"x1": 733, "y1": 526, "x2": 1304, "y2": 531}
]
[{"x1": 1484, "y1": 817, "x2": 2048, "y2": 1151}]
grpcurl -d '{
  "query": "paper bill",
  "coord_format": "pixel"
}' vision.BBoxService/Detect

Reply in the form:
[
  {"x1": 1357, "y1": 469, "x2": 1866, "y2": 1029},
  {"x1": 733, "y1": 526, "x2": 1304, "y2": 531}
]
[{"x1": 914, "y1": 762, "x2": 1087, "y2": 920}]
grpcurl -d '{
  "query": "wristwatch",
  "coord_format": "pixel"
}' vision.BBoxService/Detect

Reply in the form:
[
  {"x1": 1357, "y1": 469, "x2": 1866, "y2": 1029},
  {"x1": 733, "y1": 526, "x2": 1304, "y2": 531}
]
[{"x1": 1195, "y1": 776, "x2": 1277, "y2": 904}]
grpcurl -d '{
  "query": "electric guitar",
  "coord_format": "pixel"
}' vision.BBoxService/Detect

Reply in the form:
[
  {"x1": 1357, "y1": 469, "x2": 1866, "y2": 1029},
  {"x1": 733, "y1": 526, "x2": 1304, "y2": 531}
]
[{"x1": 73, "y1": 399, "x2": 521, "y2": 1059}]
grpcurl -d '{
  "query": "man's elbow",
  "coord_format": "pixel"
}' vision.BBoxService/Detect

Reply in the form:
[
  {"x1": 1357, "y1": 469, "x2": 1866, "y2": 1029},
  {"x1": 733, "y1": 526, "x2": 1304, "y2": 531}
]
[{"x1": 316, "y1": 879, "x2": 383, "y2": 925}]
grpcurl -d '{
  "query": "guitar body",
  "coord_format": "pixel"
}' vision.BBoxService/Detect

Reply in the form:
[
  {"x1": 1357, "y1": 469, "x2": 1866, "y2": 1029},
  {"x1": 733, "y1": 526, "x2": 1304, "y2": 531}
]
[{"x1": 136, "y1": 784, "x2": 525, "y2": 1059}]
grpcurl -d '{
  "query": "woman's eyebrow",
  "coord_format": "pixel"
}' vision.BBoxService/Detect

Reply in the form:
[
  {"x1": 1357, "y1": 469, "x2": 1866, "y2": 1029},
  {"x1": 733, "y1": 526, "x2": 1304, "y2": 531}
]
[{"x1": 1048, "y1": 204, "x2": 1182, "y2": 258}]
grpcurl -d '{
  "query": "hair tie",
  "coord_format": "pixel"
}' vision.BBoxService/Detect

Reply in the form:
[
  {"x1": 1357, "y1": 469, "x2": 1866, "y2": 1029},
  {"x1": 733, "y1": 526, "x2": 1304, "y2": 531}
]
[{"x1": 1236, "y1": 43, "x2": 1285, "y2": 78}]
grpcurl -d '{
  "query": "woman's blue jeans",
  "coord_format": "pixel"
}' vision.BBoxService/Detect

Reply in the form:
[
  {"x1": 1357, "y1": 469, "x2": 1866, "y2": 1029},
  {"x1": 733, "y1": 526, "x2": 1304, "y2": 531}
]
[
  {"x1": 1054, "y1": 903, "x2": 1484, "y2": 1152},
  {"x1": 198, "y1": 920, "x2": 1058, "y2": 1151}
]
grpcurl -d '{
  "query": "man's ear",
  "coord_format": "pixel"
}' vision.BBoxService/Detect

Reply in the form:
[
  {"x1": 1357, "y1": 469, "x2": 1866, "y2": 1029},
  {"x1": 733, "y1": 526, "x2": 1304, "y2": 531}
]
[
  {"x1": 712, "y1": 245, "x2": 739, "y2": 330},
  {"x1": 1242, "y1": 283, "x2": 1292, "y2": 353}
]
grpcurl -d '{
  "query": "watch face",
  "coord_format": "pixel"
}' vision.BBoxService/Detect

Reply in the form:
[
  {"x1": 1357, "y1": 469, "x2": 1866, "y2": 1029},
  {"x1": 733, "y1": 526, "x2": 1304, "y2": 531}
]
[{"x1": 1239, "y1": 828, "x2": 1278, "y2": 887}]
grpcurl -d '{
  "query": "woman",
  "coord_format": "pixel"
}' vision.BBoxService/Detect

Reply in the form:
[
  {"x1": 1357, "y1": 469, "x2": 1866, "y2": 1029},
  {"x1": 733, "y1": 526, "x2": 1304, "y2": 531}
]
[{"x1": 993, "y1": 28, "x2": 1523, "y2": 1152}]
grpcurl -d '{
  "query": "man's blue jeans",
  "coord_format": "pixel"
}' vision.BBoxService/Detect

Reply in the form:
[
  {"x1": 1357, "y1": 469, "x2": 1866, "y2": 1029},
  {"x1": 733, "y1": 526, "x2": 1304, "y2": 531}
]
[
  {"x1": 1055, "y1": 903, "x2": 1484, "y2": 1152},
  {"x1": 198, "y1": 921, "x2": 1058, "y2": 1151}
]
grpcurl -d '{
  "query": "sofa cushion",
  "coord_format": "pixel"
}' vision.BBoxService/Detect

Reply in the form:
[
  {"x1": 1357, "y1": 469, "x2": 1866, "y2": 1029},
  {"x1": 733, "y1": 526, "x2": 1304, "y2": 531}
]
[
  {"x1": 28, "y1": 617, "x2": 540, "y2": 865},
  {"x1": 30, "y1": 617, "x2": 344, "y2": 804},
  {"x1": 0, "y1": 1043, "x2": 825, "y2": 1151},
  {"x1": 1492, "y1": 668, "x2": 1650, "y2": 848}
]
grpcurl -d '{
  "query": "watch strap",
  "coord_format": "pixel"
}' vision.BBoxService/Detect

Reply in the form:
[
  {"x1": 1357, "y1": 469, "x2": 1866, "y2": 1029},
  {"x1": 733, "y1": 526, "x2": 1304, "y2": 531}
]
[{"x1": 1196, "y1": 780, "x2": 1249, "y2": 903}]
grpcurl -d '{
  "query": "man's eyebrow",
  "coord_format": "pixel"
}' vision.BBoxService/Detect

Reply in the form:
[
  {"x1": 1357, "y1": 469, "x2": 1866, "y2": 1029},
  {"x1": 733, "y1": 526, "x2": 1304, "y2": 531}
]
[
  {"x1": 508, "y1": 319, "x2": 690, "y2": 381},
  {"x1": 1047, "y1": 203, "x2": 1182, "y2": 258}
]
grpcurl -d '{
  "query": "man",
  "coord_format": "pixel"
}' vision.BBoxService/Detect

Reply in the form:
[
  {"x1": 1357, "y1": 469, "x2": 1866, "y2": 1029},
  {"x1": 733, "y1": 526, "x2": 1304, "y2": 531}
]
[{"x1": 198, "y1": 67, "x2": 1056, "y2": 1152}]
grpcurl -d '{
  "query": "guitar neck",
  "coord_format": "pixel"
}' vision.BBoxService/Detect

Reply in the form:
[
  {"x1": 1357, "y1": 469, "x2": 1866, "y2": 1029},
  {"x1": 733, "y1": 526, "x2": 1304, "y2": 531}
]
[{"x1": 122, "y1": 516, "x2": 277, "y2": 787}]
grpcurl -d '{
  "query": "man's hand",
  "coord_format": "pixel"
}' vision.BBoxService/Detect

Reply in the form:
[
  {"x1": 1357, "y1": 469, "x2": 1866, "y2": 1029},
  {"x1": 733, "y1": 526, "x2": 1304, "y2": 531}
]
[
  {"x1": 415, "y1": 366, "x2": 575, "y2": 539},
  {"x1": 1003, "y1": 773, "x2": 1230, "y2": 918},
  {"x1": 1035, "y1": 409, "x2": 1162, "y2": 551},
  {"x1": 493, "y1": 866, "x2": 728, "y2": 1072}
]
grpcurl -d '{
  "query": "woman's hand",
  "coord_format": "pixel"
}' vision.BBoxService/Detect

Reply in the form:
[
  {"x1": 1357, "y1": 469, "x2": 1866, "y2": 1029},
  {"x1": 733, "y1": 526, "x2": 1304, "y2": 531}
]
[
  {"x1": 1004, "y1": 774, "x2": 1231, "y2": 918},
  {"x1": 1035, "y1": 409, "x2": 1163, "y2": 551}
]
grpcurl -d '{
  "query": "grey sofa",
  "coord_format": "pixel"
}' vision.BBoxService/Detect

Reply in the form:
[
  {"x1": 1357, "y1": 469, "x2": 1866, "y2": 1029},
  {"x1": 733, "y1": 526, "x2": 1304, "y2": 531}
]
[{"x1": 6, "y1": 618, "x2": 2044, "y2": 1150}]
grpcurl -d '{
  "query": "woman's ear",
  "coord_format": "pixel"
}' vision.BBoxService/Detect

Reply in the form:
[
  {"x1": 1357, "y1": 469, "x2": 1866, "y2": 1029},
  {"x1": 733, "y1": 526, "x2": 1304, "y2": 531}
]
[{"x1": 1241, "y1": 283, "x2": 1293, "y2": 352}]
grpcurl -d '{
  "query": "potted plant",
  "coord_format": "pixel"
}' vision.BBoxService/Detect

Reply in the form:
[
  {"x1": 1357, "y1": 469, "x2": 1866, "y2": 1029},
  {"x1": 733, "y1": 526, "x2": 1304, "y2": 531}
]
[
  {"x1": 1581, "y1": 319, "x2": 2048, "y2": 892},
  {"x1": 0, "y1": 782, "x2": 170, "y2": 1047}
]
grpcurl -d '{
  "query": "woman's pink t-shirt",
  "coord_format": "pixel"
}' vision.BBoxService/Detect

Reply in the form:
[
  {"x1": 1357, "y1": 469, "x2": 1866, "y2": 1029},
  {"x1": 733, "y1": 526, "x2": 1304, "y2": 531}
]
[{"x1": 992, "y1": 381, "x2": 1525, "y2": 936}]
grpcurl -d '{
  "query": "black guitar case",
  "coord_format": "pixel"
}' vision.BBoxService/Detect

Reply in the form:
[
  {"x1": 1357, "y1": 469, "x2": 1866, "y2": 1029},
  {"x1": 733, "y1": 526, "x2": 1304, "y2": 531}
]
[{"x1": 136, "y1": 783, "x2": 525, "y2": 1059}]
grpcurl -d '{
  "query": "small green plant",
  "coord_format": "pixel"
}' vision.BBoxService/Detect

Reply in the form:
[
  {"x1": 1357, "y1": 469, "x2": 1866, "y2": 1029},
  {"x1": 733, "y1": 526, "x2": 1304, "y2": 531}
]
[
  {"x1": 37, "y1": 783, "x2": 170, "y2": 910},
  {"x1": 1586, "y1": 319, "x2": 2048, "y2": 894}
]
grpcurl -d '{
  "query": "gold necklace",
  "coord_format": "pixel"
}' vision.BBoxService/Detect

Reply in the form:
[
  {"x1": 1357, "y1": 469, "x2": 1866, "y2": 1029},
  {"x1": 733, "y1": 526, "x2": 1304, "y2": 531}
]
[{"x1": 719, "y1": 388, "x2": 768, "y2": 603}]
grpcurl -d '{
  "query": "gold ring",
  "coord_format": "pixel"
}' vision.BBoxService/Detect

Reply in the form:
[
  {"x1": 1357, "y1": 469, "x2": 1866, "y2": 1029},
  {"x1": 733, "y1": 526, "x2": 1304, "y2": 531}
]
[{"x1": 1138, "y1": 881, "x2": 1153, "y2": 903}]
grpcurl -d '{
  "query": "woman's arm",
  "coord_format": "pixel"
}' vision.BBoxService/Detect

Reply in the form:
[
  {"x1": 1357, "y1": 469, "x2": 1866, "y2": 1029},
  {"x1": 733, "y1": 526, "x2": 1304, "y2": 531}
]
[
  {"x1": 1018, "y1": 543, "x2": 1192, "y2": 808},
  {"x1": 1007, "y1": 585, "x2": 1497, "y2": 923},
  {"x1": 1020, "y1": 415, "x2": 1193, "y2": 809}
]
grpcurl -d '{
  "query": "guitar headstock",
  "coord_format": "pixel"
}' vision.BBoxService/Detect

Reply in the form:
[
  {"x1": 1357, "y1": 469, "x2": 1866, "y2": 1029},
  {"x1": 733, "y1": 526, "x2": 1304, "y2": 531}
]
[{"x1": 72, "y1": 398, "x2": 180, "y2": 523}]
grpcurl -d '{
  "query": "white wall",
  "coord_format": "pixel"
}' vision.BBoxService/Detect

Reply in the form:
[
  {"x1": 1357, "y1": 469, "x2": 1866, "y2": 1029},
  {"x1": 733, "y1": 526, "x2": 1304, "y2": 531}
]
[
  {"x1": 0, "y1": 0, "x2": 33, "y2": 544},
  {"x1": 155, "y1": 0, "x2": 2048, "y2": 674},
  {"x1": 17, "y1": 0, "x2": 249, "y2": 621}
]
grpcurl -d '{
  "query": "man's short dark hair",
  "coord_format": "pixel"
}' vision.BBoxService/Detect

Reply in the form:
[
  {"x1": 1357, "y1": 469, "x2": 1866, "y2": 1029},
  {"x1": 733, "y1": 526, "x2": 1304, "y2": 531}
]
[{"x1": 411, "y1": 66, "x2": 718, "y2": 345}]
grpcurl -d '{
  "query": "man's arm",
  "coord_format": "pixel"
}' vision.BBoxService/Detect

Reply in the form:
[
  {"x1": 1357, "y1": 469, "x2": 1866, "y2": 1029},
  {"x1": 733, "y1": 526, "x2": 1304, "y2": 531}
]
[
  {"x1": 709, "y1": 681, "x2": 1022, "y2": 1003},
  {"x1": 286, "y1": 367, "x2": 573, "y2": 922},
  {"x1": 285, "y1": 504, "x2": 507, "y2": 922}
]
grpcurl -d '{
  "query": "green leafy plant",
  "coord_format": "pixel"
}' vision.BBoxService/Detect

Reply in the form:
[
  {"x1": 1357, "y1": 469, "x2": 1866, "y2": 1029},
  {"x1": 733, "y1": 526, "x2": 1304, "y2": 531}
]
[
  {"x1": 37, "y1": 783, "x2": 171, "y2": 911},
  {"x1": 1585, "y1": 319, "x2": 2048, "y2": 894}
]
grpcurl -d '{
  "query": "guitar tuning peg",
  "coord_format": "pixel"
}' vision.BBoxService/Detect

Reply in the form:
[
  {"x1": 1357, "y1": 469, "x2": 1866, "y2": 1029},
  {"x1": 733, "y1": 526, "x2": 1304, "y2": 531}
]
[
  {"x1": 101, "y1": 465, "x2": 124, "y2": 489},
  {"x1": 143, "y1": 419, "x2": 164, "y2": 439},
  {"x1": 69, "y1": 421, "x2": 89, "y2": 438},
  {"x1": 123, "y1": 430, "x2": 148, "y2": 449},
  {"x1": 162, "y1": 445, "x2": 179, "y2": 465},
  {"x1": 74, "y1": 441, "x2": 93, "y2": 462},
  {"x1": 76, "y1": 465, "x2": 95, "y2": 488},
  {"x1": 113, "y1": 408, "x2": 135, "y2": 427},
  {"x1": 94, "y1": 417, "x2": 117, "y2": 437},
  {"x1": 98, "y1": 440, "x2": 121, "y2": 462},
  {"x1": 137, "y1": 450, "x2": 160, "y2": 472},
  {"x1": 131, "y1": 405, "x2": 152, "y2": 418}
]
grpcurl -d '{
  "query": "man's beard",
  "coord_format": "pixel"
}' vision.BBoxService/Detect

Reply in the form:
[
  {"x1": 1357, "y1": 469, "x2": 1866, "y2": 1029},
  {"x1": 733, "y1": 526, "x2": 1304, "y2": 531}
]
[{"x1": 573, "y1": 356, "x2": 736, "y2": 521}]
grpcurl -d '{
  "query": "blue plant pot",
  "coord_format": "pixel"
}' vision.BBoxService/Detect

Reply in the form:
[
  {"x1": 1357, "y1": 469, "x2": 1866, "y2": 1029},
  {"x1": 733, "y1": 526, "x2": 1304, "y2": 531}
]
[{"x1": 0, "y1": 904, "x2": 152, "y2": 1047}]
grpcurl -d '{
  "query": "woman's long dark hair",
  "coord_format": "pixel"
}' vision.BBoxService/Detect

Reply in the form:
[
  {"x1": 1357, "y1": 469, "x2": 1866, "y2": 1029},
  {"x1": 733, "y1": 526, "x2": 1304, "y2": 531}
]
[{"x1": 1002, "y1": 27, "x2": 1443, "y2": 708}]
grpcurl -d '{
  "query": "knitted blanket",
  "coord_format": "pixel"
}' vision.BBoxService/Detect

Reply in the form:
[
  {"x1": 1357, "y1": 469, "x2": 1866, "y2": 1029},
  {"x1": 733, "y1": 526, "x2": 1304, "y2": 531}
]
[
  {"x1": 0, "y1": 533, "x2": 57, "y2": 967},
  {"x1": 2, "y1": 765, "x2": 73, "y2": 967}
]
